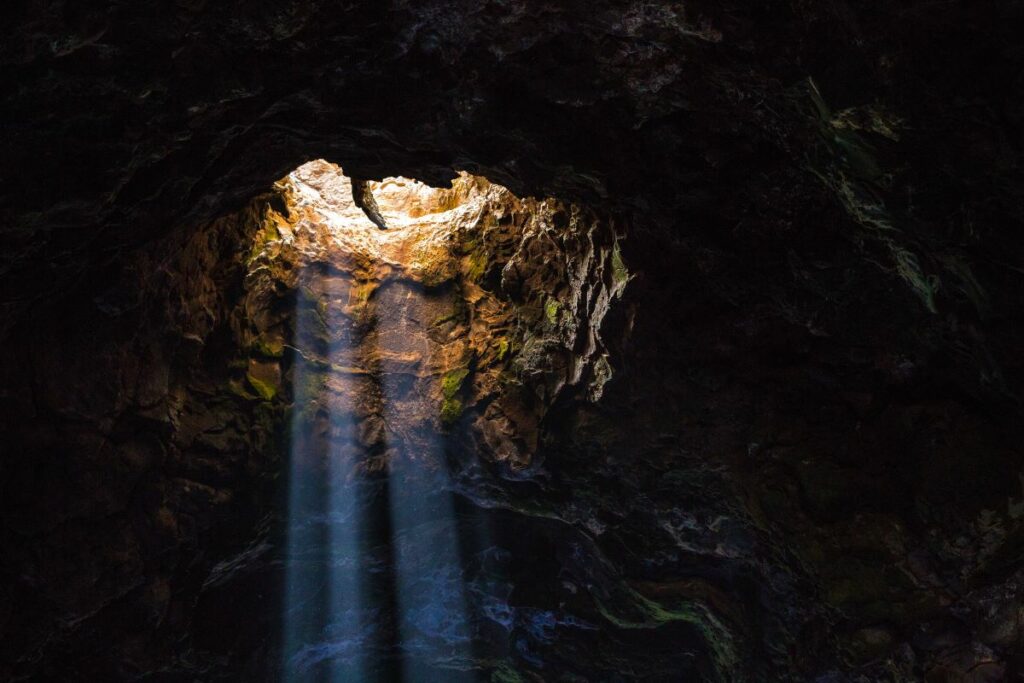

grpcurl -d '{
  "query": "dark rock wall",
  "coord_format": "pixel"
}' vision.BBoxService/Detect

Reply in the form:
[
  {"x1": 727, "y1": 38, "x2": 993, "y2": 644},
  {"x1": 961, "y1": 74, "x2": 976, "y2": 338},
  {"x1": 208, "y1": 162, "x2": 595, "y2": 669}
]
[
  {"x1": 3, "y1": 1, "x2": 1021, "y2": 349},
  {"x1": 572, "y1": 228, "x2": 1024, "y2": 680},
  {"x1": 1, "y1": 1, "x2": 1023, "y2": 681},
  {"x1": 0, "y1": 200, "x2": 281, "y2": 679}
]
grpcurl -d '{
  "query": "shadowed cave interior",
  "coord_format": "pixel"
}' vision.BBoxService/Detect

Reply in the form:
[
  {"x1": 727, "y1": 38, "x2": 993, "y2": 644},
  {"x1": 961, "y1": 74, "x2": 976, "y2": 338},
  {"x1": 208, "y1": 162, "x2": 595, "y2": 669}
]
[{"x1": 2, "y1": 2, "x2": 1024, "y2": 682}]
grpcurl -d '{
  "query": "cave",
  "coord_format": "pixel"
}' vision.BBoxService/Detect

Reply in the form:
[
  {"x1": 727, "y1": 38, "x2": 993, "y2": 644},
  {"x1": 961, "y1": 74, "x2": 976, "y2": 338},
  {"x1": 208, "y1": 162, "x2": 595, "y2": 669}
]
[{"x1": 2, "y1": 3, "x2": 1023, "y2": 682}]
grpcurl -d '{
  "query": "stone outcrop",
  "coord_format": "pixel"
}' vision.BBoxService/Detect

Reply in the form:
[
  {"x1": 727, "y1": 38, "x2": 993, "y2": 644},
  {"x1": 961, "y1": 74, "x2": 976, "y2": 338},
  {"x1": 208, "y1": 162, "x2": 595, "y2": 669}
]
[{"x1": 239, "y1": 160, "x2": 625, "y2": 470}]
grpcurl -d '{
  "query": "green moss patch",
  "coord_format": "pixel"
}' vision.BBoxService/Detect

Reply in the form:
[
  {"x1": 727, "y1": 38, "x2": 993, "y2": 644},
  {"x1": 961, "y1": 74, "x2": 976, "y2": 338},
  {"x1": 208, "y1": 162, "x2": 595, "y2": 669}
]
[
  {"x1": 246, "y1": 219, "x2": 281, "y2": 265},
  {"x1": 465, "y1": 248, "x2": 488, "y2": 282},
  {"x1": 496, "y1": 337, "x2": 510, "y2": 361},
  {"x1": 593, "y1": 586, "x2": 738, "y2": 682},
  {"x1": 442, "y1": 367, "x2": 470, "y2": 399},
  {"x1": 440, "y1": 367, "x2": 471, "y2": 426},
  {"x1": 251, "y1": 336, "x2": 285, "y2": 358},
  {"x1": 490, "y1": 663, "x2": 527, "y2": 683},
  {"x1": 544, "y1": 298, "x2": 560, "y2": 325},
  {"x1": 611, "y1": 242, "x2": 629, "y2": 288},
  {"x1": 228, "y1": 377, "x2": 255, "y2": 400},
  {"x1": 246, "y1": 372, "x2": 279, "y2": 401},
  {"x1": 440, "y1": 397, "x2": 464, "y2": 426}
]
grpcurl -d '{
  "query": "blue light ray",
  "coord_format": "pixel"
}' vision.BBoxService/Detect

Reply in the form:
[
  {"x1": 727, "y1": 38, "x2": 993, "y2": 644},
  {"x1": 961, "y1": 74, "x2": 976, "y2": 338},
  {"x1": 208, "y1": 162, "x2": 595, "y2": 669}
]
[
  {"x1": 283, "y1": 272, "x2": 371, "y2": 682},
  {"x1": 379, "y1": 284, "x2": 477, "y2": 682}
]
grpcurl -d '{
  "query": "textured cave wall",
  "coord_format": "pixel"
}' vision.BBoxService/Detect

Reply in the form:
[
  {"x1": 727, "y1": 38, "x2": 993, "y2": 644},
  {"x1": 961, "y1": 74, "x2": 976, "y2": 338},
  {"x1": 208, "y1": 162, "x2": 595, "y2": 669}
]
[
  {"x1": 256, "y1": 161, "x2": 627, "y2": 471},
  {"x1": 3, "y1": 1, "x2": 1022, "y2": 350},
  {"x1": 0, "y1": 199, "x2": 280, "y2": 679},
  {"x1": 189, "y1": 164, "x2": 645, "y2": 680},
  {"x1": 0, "y1": 165, "x2": 634, "y2": 679},
  {"x1": 1, "y1": 0, "x2": 1024, "y2": 681}
]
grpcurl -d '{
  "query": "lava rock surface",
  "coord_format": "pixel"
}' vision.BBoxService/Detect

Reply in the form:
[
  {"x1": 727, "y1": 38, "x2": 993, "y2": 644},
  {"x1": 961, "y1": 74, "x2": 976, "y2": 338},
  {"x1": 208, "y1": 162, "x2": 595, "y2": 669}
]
[{"x1": 2, "y1": 1, "x2": 1023, "y2": 681}]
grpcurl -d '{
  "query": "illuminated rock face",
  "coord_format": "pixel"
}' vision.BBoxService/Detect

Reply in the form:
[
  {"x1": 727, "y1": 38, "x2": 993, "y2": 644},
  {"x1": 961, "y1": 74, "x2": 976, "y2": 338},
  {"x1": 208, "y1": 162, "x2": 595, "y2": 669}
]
[{"x1": 242, "y1": 160, "x2": 626, "y2": 470}]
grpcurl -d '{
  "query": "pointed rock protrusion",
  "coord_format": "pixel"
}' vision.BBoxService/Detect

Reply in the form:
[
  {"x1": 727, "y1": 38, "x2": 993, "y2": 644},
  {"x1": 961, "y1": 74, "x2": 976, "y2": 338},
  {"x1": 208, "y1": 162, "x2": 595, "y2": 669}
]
[{"x1": 350, "y1": 178, "x2": 388, "y2": 230}]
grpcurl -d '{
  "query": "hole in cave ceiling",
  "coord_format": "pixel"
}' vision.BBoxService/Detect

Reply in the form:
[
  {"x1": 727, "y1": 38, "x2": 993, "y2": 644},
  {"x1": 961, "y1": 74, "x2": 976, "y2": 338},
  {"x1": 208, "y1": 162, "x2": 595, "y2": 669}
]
[{"x1": 284, "y1": 159, "x2": 493, "y2": 234}]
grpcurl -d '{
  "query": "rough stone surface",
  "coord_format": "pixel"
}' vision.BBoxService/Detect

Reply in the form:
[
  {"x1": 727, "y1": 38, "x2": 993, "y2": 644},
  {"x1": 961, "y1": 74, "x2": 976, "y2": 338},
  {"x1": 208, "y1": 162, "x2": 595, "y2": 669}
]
[
  {"x1": 253, "y1": 160, "x2": 625, "y2": 469},
  {"x1": 1, "y1": 1, "x2": 1024, "y2": 681}
]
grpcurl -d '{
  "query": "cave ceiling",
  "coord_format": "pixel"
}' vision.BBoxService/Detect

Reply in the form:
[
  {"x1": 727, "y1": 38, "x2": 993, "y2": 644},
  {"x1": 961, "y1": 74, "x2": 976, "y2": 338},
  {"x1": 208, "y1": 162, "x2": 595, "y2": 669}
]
[{"x1": 2, "y1": 2, "x2": 1019, "y2": 344}]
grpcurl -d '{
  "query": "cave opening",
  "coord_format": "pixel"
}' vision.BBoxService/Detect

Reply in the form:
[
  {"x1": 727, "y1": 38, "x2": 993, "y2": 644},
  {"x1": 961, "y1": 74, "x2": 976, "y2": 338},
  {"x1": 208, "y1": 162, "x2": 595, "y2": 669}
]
[{"x1": 258, "y1": 160, "x2": 630, "y2": 680}]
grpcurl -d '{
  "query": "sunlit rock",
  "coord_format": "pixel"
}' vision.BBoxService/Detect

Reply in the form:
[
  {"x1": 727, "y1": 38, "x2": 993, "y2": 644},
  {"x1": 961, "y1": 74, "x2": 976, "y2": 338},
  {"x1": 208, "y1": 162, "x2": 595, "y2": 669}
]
[{"x1": 240, "y1": 160, "x2": 627, "y2": 470}]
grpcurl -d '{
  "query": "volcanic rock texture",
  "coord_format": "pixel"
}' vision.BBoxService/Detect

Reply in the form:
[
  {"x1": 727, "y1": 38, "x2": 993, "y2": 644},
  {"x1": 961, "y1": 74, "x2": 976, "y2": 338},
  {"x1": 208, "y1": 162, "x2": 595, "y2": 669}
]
[
  {"x1": 2, "y1": 1, "x2": 1024, "y2": 681},
  {"x1": 259, "y1": 161, "x2": 625, "y2": 470}
]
